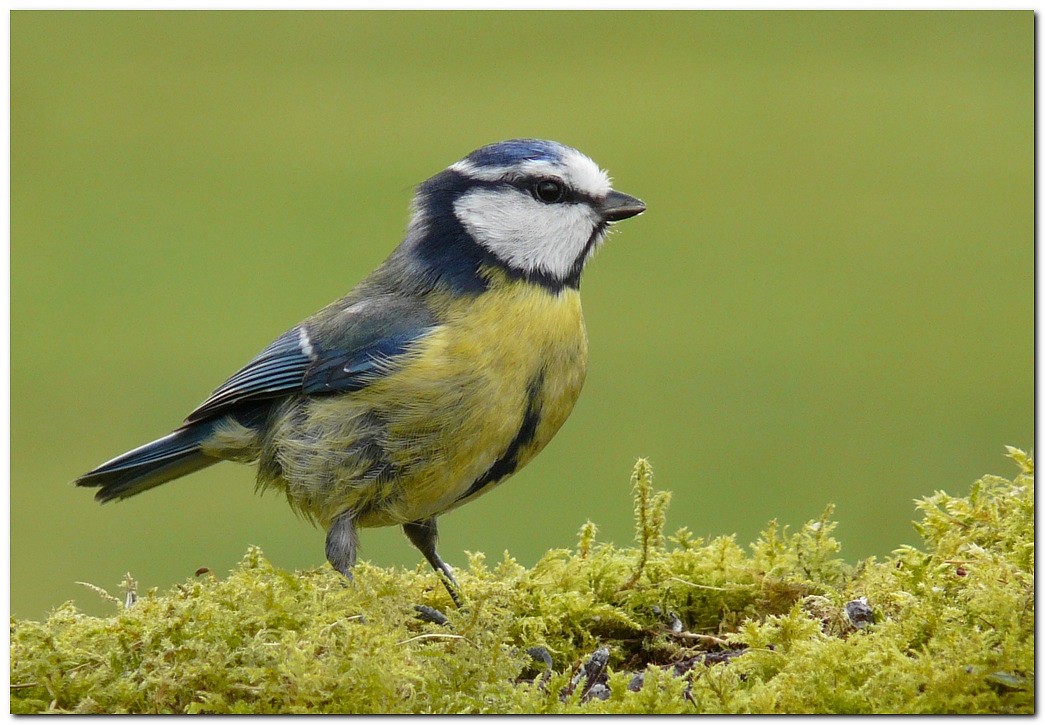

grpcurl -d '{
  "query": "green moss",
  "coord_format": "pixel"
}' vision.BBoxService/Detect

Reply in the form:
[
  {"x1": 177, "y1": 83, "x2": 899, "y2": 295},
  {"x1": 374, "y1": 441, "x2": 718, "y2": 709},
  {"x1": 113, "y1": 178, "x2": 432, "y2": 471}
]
[{"x1": 11, "y1": 450, "x2": 1033, "y2": 713}]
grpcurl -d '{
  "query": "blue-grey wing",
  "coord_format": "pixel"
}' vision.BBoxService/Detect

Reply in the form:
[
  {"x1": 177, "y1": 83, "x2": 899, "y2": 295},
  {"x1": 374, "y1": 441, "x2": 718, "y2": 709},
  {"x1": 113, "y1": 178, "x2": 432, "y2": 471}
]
[
  {"x1": 184, "y1": 297, "x2": 434, "y2": 424},
  {"x1": 183, "y1": 327, "x2": 312, "y2": 423},
  {"x1": 299, "y1": 329, "x2": 424, "y2": 394}
]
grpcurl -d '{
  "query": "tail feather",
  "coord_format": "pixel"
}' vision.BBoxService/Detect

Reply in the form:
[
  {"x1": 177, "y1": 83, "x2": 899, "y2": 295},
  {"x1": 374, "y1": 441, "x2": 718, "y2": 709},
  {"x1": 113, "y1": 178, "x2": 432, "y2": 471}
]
[{"x1": 75, "y1": 425, "x2": 220, "y2": 502}]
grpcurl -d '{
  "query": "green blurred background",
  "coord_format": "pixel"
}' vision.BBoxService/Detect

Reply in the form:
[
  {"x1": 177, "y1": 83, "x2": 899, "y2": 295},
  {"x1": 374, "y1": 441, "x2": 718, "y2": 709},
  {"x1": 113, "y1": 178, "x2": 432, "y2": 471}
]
[{"x1": 12, "y1": 11, "x2": 1032, "y2": 620}]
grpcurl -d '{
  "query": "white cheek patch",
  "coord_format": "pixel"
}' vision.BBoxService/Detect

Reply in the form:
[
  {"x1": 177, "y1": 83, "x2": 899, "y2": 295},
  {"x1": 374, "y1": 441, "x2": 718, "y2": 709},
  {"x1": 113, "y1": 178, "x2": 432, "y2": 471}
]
[{"x1": 453, "y1": 188, "x2": 599, "y2": 280}]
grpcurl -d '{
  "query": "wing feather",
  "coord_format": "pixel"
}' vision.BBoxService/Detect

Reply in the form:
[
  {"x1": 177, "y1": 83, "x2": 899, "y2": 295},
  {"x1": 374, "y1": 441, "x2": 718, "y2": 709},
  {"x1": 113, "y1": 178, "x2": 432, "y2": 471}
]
[{"x1": 183, "y1": 299, "x2": 435, "y2": 424}]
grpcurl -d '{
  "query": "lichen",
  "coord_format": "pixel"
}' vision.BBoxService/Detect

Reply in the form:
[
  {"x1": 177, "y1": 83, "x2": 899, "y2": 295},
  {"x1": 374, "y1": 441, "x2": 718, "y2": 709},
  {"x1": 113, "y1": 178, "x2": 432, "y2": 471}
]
[{"x1": 11, "y1": 450, "x2": 1033, "y2": 713}]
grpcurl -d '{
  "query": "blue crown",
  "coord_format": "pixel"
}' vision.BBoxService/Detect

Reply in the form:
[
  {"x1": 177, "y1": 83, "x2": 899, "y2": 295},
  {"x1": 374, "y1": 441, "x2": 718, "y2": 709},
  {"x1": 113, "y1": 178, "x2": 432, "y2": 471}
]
[{"x1": 464, "y1": 139, "x2": 568, "y2": 169}]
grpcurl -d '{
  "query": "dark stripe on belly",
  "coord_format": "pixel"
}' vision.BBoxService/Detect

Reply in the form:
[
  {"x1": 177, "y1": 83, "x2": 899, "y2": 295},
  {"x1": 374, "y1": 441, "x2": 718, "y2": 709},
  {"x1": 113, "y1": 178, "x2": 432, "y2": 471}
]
[{"x1": 455, "y1": 370, "x2": 545, "y2": 504}]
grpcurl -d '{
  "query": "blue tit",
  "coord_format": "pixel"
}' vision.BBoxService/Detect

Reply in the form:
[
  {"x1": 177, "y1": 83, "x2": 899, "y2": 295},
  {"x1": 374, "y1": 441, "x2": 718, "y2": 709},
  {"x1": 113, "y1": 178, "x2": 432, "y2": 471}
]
[{"x1": 76, "y1": 138, "x2": 645, "y2": 605}]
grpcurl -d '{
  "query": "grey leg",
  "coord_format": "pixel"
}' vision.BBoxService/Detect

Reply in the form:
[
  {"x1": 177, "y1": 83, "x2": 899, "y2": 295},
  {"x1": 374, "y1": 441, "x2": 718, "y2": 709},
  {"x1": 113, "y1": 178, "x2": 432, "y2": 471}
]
[
  {"x1": 326, "y1": 510, "x2": 359, "y2": 578},
  {"x1": 403, "y1": 517, "x2": 463, "y2": 607}
]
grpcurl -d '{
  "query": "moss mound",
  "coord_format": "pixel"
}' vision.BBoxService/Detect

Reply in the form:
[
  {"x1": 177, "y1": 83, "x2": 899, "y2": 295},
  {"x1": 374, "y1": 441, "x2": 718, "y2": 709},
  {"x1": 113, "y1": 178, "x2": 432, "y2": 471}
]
[{"x1": 11, "y1": 449, "x2": 1033, "y2": 713}]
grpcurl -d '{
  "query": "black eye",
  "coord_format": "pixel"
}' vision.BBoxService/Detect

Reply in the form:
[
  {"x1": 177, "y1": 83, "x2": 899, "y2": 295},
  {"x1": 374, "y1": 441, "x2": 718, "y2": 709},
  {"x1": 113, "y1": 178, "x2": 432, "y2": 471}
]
[{"x1": 533, "y1": 178, "x2": 566, "y2": 204}]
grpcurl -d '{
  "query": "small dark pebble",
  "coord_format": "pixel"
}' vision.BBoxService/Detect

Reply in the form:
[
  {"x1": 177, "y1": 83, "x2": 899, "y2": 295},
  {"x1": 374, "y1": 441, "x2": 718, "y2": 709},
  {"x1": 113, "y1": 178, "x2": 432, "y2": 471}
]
[
  {"x1": 627, "y1": 671, "x2": 645, "y2": 692},
  {"x1": 544, "y1": 646, "x2": 752, "y2": 704},
  {"x1": 561, "y1": 647, "x2": 611, "y2": 703},
  {"x1": 526, "y1": 646, "x2": 553, "y2": 671},
  {"x1": 651, "y1": 605, "x2": 684, "y2": 634},
  {"x1": 579, "y1": 647, "x2": 609, "y2": 680},
  {"x1": 518, "y1": 646, "x2": 554, "y2": 687},
  {"x1": 666, "y1": 611, "x2": 684, "y2": 634},
  {"x1": 414, "y1": 604, "x2": 449, "y2": 626},
  {"x1": 700, "y1": 649, "x2": 747, "y2": 667},
  {"x1": 844, "y1": 597, "x2": 874, "y2": 629},
  {"x1": 627, "y1": 650, "x2": 749, "y2": 696},
  {"x1": 587, "y1": 683, "x2": 610, "y2": 701}
]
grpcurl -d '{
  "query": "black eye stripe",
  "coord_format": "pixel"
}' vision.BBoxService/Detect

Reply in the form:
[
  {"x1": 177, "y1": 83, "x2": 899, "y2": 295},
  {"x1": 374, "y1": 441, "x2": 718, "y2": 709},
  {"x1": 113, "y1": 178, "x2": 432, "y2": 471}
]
[
  {"x1": 511, "y1": 177, "x2": 588, "y2": 205},
  {"x1": 439, "y1": 169, "x2": 597, "y2": 207}
]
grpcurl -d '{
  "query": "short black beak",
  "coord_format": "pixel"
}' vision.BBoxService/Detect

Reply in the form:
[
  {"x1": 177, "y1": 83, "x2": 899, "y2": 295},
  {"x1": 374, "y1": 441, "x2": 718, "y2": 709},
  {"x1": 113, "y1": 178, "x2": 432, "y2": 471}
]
[{"x1": 600, "y1": 190, "x2": 646, "y2": 223}]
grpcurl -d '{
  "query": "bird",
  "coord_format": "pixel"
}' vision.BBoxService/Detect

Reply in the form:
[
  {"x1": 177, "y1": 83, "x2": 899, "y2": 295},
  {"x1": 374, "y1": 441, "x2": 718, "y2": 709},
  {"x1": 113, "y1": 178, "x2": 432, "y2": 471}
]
[{"x1": 75, "y1": 138, "x2": 646, "y2": 606}]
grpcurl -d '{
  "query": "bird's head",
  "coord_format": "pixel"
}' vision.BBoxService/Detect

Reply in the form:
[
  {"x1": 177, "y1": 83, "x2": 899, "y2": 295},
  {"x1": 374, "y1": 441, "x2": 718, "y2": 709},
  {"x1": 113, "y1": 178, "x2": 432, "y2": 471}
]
[{"x1": 402, "y1": 139, "x2": 645, "y2": 293}]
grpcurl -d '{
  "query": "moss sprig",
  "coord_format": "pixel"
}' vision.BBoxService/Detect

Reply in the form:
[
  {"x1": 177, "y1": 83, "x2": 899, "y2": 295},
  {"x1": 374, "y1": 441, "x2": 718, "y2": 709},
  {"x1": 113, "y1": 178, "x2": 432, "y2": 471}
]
[{"x1": 619, "y1": 458, "x2": 671, "y2": 591}]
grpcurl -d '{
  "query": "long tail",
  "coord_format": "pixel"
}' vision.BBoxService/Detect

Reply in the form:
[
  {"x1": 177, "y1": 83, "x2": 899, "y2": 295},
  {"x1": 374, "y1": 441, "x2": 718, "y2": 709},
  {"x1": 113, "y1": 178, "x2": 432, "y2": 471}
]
[{"x1": 75, "y1": 422, "x2": 221, "y2": 502}]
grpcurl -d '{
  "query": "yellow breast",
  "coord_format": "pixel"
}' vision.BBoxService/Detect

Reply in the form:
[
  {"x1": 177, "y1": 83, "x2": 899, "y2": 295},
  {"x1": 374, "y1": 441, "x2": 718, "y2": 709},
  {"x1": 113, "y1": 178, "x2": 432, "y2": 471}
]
[{"x1": 268, "y1": 271, "x2": 588, "y2": 528}]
